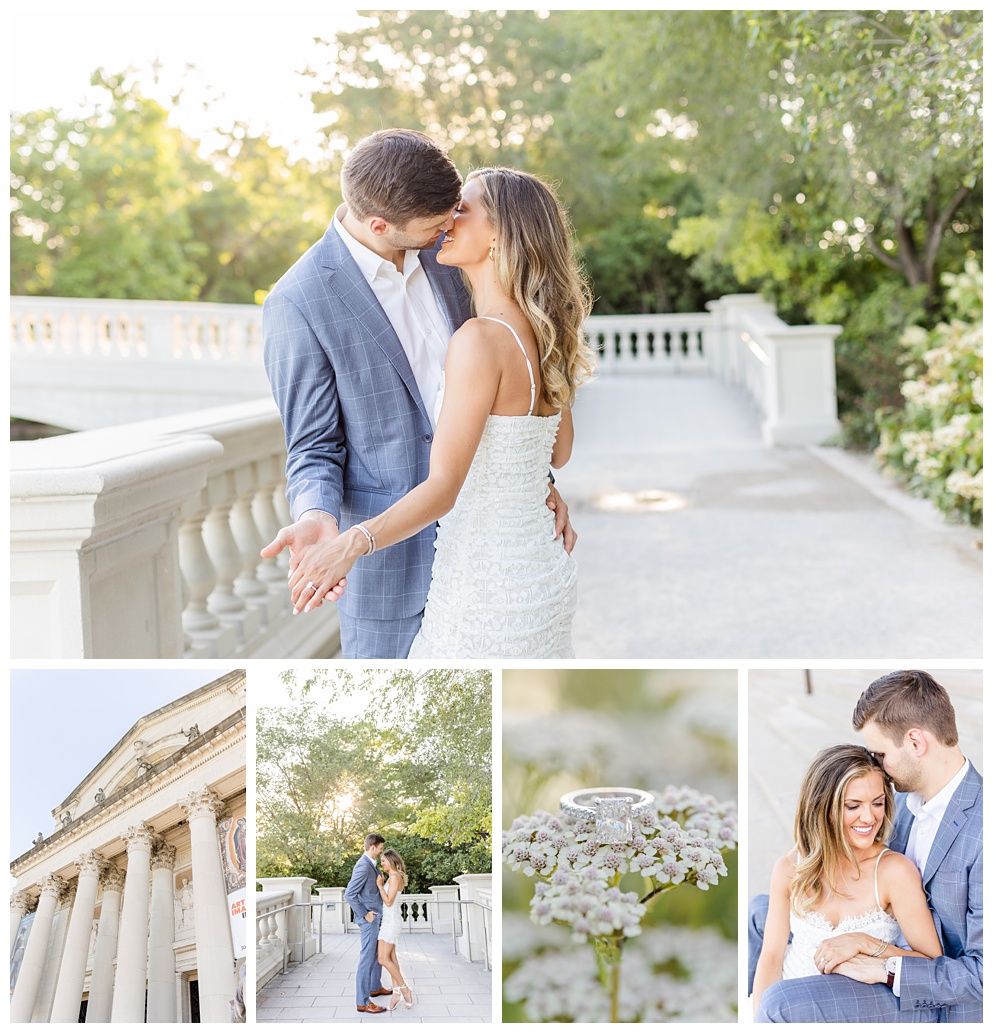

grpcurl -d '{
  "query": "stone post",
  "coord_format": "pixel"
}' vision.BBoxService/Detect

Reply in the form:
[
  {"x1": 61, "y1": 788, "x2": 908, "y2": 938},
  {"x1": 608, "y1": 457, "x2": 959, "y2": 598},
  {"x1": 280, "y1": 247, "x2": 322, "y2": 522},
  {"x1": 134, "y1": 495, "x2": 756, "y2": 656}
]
[
  {"x1": 10, "y1": 874, "x2": 66, "y2": 1022},
  {"x1": 111, "y1": 823, "x2": 155, "y2": 1022},
  {"x1": 50, "y1": 852, "x2": 106, "y2": 1022},
  {"x1": 453, "y1": 874, "x2": 492, "y2": 964},
  {"x1": 181, "y1": 787, "x2": 235, "y2": 1024},
  {"x1": 256, "y1": 878, "x2": 318, "y2": 962},
  {"x1": 147, "y1": 842, "x2": 178, "y2": 1023},
  {"x1": 85, "y1": 865, "x2": 125, "y2": 1023}
]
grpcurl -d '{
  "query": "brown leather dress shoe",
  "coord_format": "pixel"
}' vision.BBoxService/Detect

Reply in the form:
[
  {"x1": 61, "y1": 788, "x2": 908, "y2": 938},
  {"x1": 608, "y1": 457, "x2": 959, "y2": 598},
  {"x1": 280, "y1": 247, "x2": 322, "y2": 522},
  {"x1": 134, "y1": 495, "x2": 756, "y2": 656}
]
[
  {"x1": 356, "y1": 1002, "x2": 387, "y2": 1014},
  {"x1": 369, "y1": 987, "x2": 392, "y2": 997}
]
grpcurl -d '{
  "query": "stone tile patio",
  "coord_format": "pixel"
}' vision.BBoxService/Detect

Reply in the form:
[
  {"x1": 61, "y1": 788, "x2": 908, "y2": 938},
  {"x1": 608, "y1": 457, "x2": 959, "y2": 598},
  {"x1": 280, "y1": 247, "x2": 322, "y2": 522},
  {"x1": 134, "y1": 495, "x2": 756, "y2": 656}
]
[{"x1": 256, "y1": 932, "x2": 493, "y2": 1023}]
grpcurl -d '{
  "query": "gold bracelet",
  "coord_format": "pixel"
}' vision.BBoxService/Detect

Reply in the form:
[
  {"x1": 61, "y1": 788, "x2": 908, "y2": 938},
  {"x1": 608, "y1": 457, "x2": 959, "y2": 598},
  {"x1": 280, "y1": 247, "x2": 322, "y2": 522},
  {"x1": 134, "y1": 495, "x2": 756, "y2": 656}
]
[{"x1": 353, "y1": 523, "x2": 376, "y2": 556}]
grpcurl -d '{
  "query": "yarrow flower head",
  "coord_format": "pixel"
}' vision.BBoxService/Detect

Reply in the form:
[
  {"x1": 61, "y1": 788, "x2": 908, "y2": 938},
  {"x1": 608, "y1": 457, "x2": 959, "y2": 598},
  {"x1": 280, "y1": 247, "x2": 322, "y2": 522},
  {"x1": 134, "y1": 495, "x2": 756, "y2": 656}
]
[{"x1": 529, "y1": 865, "x2": 646, "y2": 942}]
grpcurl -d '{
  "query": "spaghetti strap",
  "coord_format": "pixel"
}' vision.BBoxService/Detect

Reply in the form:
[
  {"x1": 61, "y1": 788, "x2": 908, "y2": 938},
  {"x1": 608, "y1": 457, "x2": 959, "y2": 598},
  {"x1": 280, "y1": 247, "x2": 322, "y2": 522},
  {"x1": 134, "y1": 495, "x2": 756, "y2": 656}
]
[
  {"x1": 873, "y1": 847, "x2": 889, "y2": 910},
  {"x1": 478, "y1": 316, "x2": 536, "y2": 416}
]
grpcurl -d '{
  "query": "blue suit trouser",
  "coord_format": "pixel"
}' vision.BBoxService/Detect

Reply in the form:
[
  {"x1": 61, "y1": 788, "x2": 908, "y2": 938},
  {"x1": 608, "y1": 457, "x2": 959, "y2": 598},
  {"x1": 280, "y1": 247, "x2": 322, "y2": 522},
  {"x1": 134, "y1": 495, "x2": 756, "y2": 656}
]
[
  {"x1": 355, "y1": 912, "x2": 383, "y2": 1006},
  {"x1": 749, "y1": 894, "x2": 940, "y2": 1022},
  {"x1": 339, "y1": 611, "x2": 423, "y2": 660}
]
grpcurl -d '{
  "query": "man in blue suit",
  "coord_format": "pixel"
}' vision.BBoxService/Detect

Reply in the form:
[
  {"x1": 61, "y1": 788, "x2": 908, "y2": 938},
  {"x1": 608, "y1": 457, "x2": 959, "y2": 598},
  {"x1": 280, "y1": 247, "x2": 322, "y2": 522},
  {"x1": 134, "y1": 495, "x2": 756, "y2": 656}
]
[
  {"x1": 344, "y1": 833, "x2": 389, "y2": 1014},
  {"x1": 261, "y1": 128, "x2": 572, "y2": 658},
  {"x1": 751, "y1": 670, "x2": 982, "y2": 1022}
]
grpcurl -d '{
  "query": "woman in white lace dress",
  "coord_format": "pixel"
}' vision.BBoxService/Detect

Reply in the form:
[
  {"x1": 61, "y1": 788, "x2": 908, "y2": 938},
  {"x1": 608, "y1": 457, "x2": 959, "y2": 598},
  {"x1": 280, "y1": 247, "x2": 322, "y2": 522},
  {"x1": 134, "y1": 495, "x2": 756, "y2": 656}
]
[
  {"x1": 288, "y1": 168, "x2": 595, "y2": 658},
  {"x1": 376, "y1": 850, "x2": 413, "y2": 1010},
  {"x1": 753, "y1": 745, "x2": 942, "y2": 1019}
]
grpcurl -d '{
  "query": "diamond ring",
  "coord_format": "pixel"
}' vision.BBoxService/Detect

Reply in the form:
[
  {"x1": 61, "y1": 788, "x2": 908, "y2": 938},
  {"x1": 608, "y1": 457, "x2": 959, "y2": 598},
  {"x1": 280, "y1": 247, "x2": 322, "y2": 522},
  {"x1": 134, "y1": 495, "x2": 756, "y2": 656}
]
[
  {"x1": 560, "y1": 787, "x2": 655, "y2": 843},
  {"x1": 306, "y1": 581, "x2": 317, "y2": 592}
]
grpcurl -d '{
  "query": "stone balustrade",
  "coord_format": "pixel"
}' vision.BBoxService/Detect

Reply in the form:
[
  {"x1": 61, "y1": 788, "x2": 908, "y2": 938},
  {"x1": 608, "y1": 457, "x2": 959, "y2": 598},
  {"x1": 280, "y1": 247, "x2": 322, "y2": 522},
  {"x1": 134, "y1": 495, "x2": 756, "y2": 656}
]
[
  {"x1": 10, "y1": 296, "x2": 270, "y2": 430},
  {"x1": 10, "y1": 399, "x2": 340, "y2": 660},
  {"x1": 255, "y1": 890, "x2": 294, "y2": 992},
  {"x1": 10, "y1": 296, "x2": 842, "y2": 658}
]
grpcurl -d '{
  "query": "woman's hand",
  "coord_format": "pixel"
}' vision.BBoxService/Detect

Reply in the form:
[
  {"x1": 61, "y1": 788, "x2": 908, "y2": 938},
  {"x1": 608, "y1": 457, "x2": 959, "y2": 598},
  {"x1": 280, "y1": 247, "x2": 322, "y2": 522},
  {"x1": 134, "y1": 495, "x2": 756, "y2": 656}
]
[
  {"x1": 814, "y1": 933, "x2": 873, "y2": 974},
  {"x1": 287, "y1": 526, "x2": 366, "y2": 613},
  {"x1": 376, "y1": 873, "x2": 384, "y2": 889}
]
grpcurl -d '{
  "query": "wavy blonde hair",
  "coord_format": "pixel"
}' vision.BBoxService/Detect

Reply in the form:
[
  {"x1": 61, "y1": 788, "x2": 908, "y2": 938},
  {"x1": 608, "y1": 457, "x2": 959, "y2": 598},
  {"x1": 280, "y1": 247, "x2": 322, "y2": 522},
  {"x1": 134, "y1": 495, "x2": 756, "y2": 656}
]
[
  {"x1": 467, "y1": 167, "x2": 595, "y2": 410},
  {"x1": 382, "y1": 849, "x2": 409, "y2": 888},
  {"x1": 790, "y1": 744, "x2": 894, "y2": 915}
]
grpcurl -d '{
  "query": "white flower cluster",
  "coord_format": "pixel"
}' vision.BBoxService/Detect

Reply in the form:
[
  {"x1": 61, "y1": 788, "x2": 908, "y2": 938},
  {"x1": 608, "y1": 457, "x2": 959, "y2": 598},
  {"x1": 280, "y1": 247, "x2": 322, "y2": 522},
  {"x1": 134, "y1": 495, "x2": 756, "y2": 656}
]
[
  {"x1": 502, "y1": 786, "x2": 737, "y2": 941},
  {"x1": 503, "y1": 924, "x2": 737, "y2": 1023},
  {"x1": 530, "y1": 865, "x2": 646, "y2": 942}
]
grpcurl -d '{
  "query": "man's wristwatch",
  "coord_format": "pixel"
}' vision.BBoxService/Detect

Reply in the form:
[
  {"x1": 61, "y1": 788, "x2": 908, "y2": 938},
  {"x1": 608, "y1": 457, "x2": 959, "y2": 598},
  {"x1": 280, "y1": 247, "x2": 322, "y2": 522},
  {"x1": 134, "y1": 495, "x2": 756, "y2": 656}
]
[{"x1": 885, "y1": 956, "x2": 899, "y2": 988}]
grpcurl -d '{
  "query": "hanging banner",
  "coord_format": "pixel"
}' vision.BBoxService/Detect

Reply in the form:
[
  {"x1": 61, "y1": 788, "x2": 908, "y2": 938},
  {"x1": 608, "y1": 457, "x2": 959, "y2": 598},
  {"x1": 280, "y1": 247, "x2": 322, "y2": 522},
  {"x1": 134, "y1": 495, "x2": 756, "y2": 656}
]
[{"x1": 218, "y1": 812, "x2": 247, "y2": 958}]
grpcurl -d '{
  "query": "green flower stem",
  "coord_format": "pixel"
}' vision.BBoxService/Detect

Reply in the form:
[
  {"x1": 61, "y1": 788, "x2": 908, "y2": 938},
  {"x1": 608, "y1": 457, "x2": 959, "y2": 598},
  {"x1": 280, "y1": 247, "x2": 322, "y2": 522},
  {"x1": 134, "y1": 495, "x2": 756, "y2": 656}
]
[
  {"x1": 594, "y1": 935, "x2": 625, "y2": 1023},
  {"x1": 640, "y1": 881, "x2": 677, "y2": 907}
]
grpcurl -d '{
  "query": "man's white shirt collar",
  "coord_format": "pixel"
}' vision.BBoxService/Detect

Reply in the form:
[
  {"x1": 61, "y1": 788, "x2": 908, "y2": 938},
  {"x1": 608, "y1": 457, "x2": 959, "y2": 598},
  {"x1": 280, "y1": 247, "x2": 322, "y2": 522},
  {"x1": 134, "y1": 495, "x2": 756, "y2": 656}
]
[{"x1": 333, "y1": 209, "x2": 420, "y2": 284}]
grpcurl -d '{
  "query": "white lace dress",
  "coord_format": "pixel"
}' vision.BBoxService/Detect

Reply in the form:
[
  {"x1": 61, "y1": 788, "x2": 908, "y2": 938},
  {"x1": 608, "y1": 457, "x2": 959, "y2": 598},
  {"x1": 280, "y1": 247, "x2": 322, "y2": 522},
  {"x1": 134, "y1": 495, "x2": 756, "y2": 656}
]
[
  {"x1": 407, "y1": 318, "x2": 578, "y2": 659},
  {"x1": 782, "y1": 848, "x2": 902, "y2": 979},
  {"x1": 378, "y1": 887, "x2": 402, "y2": 946}
]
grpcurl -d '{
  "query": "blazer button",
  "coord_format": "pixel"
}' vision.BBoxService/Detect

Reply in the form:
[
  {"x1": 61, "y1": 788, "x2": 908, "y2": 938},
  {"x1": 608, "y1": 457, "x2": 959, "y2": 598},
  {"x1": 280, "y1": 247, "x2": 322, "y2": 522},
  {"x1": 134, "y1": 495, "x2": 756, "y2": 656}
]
[{"x1": 424, "y1": 434, "x2": 432, "y2": 442}]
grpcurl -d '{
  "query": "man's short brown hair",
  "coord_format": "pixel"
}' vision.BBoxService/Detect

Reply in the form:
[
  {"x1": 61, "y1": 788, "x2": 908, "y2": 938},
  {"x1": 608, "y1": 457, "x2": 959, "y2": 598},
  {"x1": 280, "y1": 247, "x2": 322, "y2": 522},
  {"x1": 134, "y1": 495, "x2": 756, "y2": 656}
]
[
  {"x1": 341, "y1": 129, "x2": 462, "y2": 226},
  {"x1": 364, "y1": 833, "x2": 386, "y2": 850},
  {"x1": 852, "y1": 670, "x2": 959, "y2": 746}
]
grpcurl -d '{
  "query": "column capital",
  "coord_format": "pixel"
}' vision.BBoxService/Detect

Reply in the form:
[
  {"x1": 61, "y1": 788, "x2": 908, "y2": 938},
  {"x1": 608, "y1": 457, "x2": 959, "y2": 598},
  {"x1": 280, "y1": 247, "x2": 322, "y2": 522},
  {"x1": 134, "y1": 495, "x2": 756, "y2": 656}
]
[
  {"x1": 74, "y1": 850, "x2": 107, "y2": 880},
  {"x1": 101, "y1": 864, "x2": 127, "y2": 892},
  {"x1": 10, "y1": 891, "x2": 32, "y2": 915},
  {"x1": 181, "y1": 786, "x2": 225, "y2": 823},
  {"x1": 151, "y1": 842, "x2": 178, "y2": 870},
  {"x1": 121, "y1": 822, "x2": 156, "y2": 851},
  {"x1": 39, "y1": 873, "x2": 67, "y2": 902}
]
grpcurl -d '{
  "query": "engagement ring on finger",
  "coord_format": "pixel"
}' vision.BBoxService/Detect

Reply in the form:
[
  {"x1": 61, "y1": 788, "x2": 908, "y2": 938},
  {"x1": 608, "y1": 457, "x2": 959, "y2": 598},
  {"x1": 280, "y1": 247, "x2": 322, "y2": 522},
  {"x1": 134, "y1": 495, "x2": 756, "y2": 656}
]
[
  {"x1": 560, "y1": 787, "x2": 655, "y2": 844},
  {"x1": 307, "y1": 581, "x2": 316, "y2": 592}
]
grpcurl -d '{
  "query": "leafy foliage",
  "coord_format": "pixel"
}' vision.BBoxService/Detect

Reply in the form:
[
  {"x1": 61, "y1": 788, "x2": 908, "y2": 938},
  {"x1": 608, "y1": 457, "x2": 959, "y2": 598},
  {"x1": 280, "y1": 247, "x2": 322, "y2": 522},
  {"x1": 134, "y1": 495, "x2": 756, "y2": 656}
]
[{"x1": 876, "y1": 262, "x2": 983, "y2": 523}]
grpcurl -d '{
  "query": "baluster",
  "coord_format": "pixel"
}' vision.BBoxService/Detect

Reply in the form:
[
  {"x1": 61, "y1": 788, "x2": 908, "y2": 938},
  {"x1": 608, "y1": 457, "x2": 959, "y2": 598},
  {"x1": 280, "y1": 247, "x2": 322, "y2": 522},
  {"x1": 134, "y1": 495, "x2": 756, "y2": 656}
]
[
  {"x1": 203, "y1": 495, "x2": 256, "y2": 648},
  {"x1": 230, "y1": 484, "x2": 270, "y2": 612},
  {"x1": 253, "y1": 482, "x2": 289, "y2": 592},
  {"x1": 179, "y1": 509, "x2": 236, "y2": 657}
]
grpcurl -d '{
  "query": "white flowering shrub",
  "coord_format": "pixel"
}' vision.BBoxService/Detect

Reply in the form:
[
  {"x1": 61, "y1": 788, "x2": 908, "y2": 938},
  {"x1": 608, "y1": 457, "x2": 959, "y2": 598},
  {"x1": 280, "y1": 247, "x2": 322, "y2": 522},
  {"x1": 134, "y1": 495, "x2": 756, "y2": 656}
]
[{"x1": 876, "y1": 261, "x2": 983, "y2": 525}]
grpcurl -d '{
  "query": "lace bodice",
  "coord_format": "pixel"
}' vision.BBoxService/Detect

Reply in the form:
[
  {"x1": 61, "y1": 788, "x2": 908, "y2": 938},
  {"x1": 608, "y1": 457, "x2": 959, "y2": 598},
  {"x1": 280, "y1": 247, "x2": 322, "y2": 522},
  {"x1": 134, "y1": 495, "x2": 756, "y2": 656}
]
[
  {"x1": 407, "y1": 318, "x2": 577, "y2": 659},
  {"x1": 781, "y1": 848, "x2": 902, "y2": 980}
]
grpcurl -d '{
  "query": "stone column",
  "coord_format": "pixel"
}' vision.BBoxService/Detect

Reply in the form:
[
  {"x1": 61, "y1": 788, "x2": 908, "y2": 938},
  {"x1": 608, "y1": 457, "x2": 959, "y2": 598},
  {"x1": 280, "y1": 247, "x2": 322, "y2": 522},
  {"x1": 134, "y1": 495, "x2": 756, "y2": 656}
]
[
  {"x1": 50, "y1": 852, "x2": 106, "y2": 1022},
  {"x1": 85, "y1": 865, "x2": 125, "y2": 1023},
  {"x1": 147, "y1": 842, "x2": 178, "y2": 1023},
  {"x1": 181, "y1": 787, "x2": 235, "y2": 1024},
  {"x1": 10, "y1": 891, "x2": 31, "y2": 953},
  {"x1": 10, "y1": 874, "x2": 66, "y2": 1023},
  {"x1": 110, "y1": 823, "x2": 155, "y2": 1022}
]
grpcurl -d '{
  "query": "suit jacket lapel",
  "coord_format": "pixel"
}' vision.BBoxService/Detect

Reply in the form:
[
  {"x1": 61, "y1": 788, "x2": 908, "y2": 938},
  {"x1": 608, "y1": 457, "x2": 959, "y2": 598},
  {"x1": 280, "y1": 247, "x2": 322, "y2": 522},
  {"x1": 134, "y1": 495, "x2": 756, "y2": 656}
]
[
  {"x1": 319, "y1": 228, "x2": 429, "y2": 423},
  {"x1": 921, "y1": 765, "x2": 981, "y2": 886}
]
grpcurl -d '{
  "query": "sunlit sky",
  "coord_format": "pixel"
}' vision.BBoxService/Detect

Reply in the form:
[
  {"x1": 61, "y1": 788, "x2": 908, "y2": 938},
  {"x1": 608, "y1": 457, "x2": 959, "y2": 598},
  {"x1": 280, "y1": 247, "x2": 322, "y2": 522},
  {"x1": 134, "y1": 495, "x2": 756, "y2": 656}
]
[{"x1": 7, "y1": 1, "x2": 368, "y2": 160}]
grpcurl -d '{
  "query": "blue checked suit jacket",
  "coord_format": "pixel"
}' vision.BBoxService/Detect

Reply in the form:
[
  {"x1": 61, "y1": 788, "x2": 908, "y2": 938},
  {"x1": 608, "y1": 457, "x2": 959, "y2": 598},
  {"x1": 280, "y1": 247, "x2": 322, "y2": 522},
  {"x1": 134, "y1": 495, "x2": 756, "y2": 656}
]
[
  {"x1": 344, "y1": 853, "x2": 382, "y2": 924},
  {"x1": 263, "y1": 221, "x2": 472, "y2": 621},
  {"x1": 889, "y1": 762, "x2": 983, "y2": 1021}
]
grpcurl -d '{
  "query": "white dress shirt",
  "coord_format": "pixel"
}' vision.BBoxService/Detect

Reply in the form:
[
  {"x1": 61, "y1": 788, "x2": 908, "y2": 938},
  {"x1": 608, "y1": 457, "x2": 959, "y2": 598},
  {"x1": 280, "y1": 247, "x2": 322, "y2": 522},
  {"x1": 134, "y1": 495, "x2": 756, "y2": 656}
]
[
  {"x1": 333, "y1": 211, "x2": 451, "y2": 426},
  {"x1": 890, "y1": 756, "x2": 971, "y2": 996}
]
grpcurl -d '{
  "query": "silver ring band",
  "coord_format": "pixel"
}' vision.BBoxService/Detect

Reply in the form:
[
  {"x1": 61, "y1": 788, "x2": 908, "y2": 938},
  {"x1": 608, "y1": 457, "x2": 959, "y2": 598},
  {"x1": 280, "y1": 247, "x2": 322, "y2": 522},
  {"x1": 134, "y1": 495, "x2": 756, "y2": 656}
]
[{"x1": 559, "y1": 787, "x2": 655, "y2": 843}]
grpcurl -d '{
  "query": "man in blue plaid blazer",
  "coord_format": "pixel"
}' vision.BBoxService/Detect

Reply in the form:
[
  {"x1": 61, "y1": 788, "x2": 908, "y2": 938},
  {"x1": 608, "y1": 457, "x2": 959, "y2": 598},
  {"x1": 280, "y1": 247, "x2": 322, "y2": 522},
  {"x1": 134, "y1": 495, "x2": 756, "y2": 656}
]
[{"x1": 751, "y1": 671, "x2": 982, "y2": 1022}]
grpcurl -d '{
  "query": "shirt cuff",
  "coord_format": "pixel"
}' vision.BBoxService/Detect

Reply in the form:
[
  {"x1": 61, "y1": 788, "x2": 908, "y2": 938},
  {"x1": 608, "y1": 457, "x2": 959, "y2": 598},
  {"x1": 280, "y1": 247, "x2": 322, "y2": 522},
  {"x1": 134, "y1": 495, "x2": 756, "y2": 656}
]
[{"x1": 892, "y1": 956, "x2": 902, "y2": 997}]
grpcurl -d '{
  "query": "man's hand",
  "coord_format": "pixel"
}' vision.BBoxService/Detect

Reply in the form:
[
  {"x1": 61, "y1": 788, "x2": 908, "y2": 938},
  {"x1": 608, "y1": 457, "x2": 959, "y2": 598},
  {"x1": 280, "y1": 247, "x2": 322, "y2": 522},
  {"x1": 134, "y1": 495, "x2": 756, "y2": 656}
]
[
  {"x1": 364, "y1": 911, "x2": 377, "y2": 923},
  {"x1": 260, "y1": 511, "x2": 347, "y2": 609},
  {"x1": 834, "y1": 954, "x2": 888, "y2": 985},
  {"x1": 546, "y1": 483, "x2": 578, "y2": 554}
]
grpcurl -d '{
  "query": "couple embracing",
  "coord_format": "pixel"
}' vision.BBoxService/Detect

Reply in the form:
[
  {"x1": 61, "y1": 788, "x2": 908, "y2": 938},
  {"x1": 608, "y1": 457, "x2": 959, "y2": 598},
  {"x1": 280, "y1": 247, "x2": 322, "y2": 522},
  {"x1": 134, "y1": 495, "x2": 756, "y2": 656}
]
[
  {"x1": 262, "y1": 128, "x2": 594, "y2": 659},
  {"x1": 344, "y1": 834, "x2": 412, "y2": 1015},
  {"x1": 751, "y1": 670, "x2": 982, "y2": 1022}
]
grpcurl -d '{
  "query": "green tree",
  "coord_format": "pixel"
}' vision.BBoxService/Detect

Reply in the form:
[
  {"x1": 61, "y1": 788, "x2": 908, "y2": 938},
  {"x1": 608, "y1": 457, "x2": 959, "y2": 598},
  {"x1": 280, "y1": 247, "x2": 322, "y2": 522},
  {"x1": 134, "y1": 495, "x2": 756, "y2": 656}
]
[
  {"x1": 256, "y1": 706, "x2": 432, "y2": 885},
  {"x1": 287, "y1": 667, "x2": 492, "y2": 847},
  {"x1": 10, "y1": 70, "x2": 207, "y2": 299}
]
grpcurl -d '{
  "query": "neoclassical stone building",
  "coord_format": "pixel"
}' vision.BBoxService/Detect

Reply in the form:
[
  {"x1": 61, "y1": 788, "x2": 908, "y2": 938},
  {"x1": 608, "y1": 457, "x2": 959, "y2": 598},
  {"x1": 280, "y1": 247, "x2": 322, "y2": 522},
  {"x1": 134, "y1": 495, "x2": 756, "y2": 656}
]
[{"x1": 9, "y1": 671, "x2": 247, "y2": 1023}]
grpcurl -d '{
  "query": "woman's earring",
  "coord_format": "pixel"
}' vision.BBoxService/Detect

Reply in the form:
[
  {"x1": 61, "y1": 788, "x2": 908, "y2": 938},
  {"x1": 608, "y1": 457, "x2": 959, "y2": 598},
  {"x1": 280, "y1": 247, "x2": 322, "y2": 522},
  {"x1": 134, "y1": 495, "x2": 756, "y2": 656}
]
[{"x1": 488, "y1": 245, "x2": 495, "y2": 261}]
